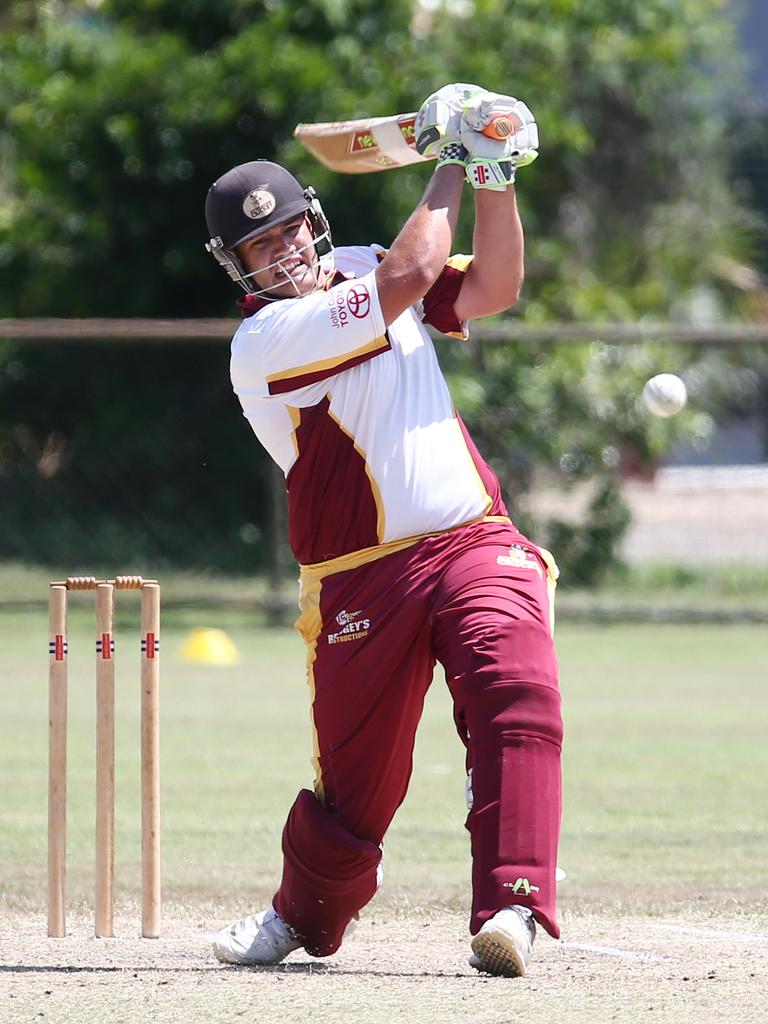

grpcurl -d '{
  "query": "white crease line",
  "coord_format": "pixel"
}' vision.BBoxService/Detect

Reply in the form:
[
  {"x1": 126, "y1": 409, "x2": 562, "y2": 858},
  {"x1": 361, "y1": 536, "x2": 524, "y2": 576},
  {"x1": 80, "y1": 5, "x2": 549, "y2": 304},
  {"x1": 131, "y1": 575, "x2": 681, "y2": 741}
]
[
  {"x1": 650, "y1": 924, "x2": 768, "y2": 942},
  {"x1": 561, "y1": 942, "x2": 668, "y2": 962}
]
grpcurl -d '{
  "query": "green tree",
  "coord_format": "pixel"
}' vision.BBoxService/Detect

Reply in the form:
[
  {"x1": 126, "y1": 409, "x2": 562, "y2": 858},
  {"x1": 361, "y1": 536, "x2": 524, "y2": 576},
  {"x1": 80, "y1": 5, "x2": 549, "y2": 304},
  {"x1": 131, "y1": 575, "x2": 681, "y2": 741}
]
[
  {"x1": 0, "y1": 0, "x2": 430, "y2": 571},
  {"x1": 421, "y1": 0, "x2": 765, "y2": 580},
  {"x1": 0, "y1": 0, "x2": 422, "y2": 316}
]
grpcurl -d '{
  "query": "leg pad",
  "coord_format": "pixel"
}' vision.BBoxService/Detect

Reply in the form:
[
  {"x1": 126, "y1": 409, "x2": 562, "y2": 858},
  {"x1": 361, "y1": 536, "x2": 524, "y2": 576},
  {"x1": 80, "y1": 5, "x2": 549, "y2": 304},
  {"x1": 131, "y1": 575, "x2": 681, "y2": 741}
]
[{"x1": 274, "y1": 789, "x2": 381, "y2": 956}]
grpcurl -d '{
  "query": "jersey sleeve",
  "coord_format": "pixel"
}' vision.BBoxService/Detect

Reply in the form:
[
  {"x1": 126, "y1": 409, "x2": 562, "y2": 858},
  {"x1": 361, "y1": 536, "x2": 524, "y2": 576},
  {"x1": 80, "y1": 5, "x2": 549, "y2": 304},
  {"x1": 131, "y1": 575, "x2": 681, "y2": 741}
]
[
  {"x1": 419, "y1": 255, "x2": 473, "y2": 340},
  {"x1": 231, "y1": 269, "x2": 390, "y2": 400}
]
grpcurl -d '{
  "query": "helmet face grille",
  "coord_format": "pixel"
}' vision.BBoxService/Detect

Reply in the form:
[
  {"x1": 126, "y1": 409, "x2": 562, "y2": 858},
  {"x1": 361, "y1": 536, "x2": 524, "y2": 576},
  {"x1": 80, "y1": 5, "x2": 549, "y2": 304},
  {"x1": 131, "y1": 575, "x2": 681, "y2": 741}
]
[{"x1": 237, "y1": 225, "x2": 335, "y2": 300}]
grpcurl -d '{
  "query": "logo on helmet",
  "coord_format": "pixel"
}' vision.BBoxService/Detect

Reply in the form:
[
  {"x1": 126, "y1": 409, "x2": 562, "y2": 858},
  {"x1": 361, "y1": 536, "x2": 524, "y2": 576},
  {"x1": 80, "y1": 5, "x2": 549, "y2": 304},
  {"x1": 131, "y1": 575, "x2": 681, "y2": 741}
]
[{"x1": 242, "y1": 188, "x2": 276, "y2": 220}]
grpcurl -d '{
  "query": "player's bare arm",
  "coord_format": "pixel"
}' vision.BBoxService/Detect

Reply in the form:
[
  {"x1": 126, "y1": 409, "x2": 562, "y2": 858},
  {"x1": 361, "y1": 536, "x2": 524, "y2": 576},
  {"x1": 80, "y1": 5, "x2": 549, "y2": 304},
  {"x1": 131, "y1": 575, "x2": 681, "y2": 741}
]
[
  {"x1": 453, "y1": 185, "x2": 525, "y2": 322},
  {"x1": 407, "y1": 86, "x2": 536, "y2": 323},
  {"x1": 372, "y1": 85, "x2": 537, "y2": 327},
  {"x1": 375, "y1": 162, "x2": 465, "y2": 326}
]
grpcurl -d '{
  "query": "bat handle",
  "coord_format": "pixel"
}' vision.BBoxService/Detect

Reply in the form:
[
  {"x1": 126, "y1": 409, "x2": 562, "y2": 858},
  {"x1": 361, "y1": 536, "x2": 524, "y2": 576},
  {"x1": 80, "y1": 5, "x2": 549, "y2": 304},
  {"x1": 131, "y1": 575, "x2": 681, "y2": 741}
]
[{"x1": 480, "y1": 114, "x2": 519, "y2": 141}]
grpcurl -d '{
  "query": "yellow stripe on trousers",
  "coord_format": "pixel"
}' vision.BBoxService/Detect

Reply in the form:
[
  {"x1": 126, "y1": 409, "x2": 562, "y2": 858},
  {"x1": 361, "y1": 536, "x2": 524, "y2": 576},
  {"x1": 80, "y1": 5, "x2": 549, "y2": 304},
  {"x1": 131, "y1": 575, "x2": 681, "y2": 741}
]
[
  {"x1": 534, "y1": 545, "x2": 559, "y2": 636},
  {"x1": 295, "y1": 573, "x2": 325, "y2": 804}
]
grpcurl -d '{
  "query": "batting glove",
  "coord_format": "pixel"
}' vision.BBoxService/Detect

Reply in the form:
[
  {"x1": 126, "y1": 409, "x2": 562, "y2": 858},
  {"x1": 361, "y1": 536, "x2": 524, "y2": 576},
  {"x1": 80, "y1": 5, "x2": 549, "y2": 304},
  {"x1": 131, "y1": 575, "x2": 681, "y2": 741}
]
[
  {"x1": 414, "y1": 82, "x2": 487, "y2": 158},
  {"x1": 460, "y1": 94, "x2": 539, "y2": 191},
  {"x1": 462, "y1": 93, "x2": 539, "y2": 158}
]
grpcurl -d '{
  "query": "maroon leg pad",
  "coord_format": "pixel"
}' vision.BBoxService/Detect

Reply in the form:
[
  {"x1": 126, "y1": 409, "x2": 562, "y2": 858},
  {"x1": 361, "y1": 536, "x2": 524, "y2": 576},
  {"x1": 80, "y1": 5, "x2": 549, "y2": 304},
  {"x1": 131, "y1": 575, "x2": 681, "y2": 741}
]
[
  {"x1": 273, "y1": 789, "x2": 382, "y2": 956},
  {"x1": 448, "y1": 640, "x2": 563, "y2": 938},
  {"x1": 432, "y1": 540, "x2": 564, "y2": 940},
  {"x1": 456, "y1": 665, "x2": 563, "y2": 938},
  {"x1": 468, "y1": 723, "x2": 562, "y2": 939}
]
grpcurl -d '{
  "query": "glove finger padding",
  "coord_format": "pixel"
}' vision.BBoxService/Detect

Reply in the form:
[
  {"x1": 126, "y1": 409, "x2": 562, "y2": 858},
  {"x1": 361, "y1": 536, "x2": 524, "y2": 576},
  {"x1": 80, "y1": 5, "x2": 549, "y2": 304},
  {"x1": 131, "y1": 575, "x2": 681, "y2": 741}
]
[
  {"x1": 461, "y1": 94, "x2": 539, "y2": 160},
  {"x1": 460, "y1": 102, "x2": 539, "y2": 191},
  {"x1": 415, "y1": 82, "x2": 486, "y2": 158}
]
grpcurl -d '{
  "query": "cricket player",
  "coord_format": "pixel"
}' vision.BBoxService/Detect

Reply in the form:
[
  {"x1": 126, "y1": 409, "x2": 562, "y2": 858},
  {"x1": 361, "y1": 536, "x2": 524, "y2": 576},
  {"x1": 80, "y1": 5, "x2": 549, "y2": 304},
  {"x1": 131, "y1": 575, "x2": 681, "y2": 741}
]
[{"x1": 204, "y1": 84, "x2": 562, "y2": 977}]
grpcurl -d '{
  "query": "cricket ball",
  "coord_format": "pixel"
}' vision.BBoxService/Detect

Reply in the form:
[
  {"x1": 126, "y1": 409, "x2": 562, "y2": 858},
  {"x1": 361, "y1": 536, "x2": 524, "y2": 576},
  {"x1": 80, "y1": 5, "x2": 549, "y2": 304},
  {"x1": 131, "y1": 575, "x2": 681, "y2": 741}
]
[{"x1": 642, "y1": 373, "x2": 688, "y2": 417}]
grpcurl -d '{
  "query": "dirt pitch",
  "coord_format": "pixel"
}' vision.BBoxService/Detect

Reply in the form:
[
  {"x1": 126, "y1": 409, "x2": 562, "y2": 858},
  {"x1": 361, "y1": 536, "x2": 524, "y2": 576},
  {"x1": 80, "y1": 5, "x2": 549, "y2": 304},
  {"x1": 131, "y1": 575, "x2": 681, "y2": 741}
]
[{"x1": 2, "y1": 904, "x2": 766, "y2": 1024}]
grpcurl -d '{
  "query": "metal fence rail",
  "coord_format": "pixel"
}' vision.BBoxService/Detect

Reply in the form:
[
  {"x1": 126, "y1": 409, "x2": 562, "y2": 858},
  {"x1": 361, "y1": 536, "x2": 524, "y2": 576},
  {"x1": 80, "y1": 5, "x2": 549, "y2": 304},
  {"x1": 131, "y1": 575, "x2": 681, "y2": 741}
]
[
  {"x1": 2, "y1": 319, "x2": 768, "y2": 344},
  {"x1": 1, "y1": 318, "x2": 766, "y2": 588}
]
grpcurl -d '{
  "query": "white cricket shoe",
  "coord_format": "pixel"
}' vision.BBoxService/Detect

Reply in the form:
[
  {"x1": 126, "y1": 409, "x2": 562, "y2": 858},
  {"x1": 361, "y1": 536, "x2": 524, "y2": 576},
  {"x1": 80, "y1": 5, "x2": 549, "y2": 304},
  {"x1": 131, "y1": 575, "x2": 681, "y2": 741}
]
[
  {"x1": 469, "y1": 905, "x2": 536, "y2": 978},
  {"x1": 212, "y1": 907, "x2": 303, "y2": 966}
]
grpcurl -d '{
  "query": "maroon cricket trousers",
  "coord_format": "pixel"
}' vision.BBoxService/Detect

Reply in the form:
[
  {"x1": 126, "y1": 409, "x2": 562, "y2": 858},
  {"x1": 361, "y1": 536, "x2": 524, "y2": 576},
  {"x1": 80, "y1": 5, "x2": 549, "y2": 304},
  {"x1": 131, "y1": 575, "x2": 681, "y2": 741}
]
[{"x1": 273, "y1": 518, "x2": 563, "y2": 956}]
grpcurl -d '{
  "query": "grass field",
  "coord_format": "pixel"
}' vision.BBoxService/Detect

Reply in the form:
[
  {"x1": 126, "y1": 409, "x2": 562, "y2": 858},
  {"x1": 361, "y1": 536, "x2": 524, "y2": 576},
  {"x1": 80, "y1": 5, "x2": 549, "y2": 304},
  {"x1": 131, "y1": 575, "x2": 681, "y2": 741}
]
[{"x1": 1, "y1": 602, "x2": 766, "y2": 1022}]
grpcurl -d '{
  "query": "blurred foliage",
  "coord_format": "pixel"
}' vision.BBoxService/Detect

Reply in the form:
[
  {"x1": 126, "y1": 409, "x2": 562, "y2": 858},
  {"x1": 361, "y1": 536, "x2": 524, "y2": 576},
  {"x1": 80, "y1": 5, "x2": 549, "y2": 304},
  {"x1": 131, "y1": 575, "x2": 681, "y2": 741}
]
[
  {"x1": 442, "y1": 334, "x2": 751, "y2": 578},
  {"x1": 0, "y1": 0, "x2": 766, "y2": 582},
  {"x1": 0, "y1": 0, "x2": 759, "y2": 318},
  {"x1": 0, "y1": 0, "x2": 422, "y2": 315},
  {"x1": 546, "y1": 481, "x2": 631, "y2": 587},
  {"x1": 732, "y1": 109, "x2": 768, "y2": 276},
  {"x1": 0, "y1": 340, "x2": 269, "y2": 571}
]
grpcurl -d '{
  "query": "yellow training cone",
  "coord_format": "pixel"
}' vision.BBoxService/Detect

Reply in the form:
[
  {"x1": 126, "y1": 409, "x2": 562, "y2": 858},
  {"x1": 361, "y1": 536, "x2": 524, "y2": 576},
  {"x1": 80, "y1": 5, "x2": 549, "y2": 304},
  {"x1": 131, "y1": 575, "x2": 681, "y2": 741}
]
[{"x1": 179, "y1": 628, "x2": 240, "y2": 666}]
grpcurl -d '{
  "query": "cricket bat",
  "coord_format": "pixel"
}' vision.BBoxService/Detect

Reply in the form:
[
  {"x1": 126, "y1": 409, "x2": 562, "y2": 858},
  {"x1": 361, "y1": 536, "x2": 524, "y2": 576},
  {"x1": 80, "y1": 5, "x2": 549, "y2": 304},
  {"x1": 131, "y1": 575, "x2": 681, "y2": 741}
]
[{"x1": 294, "y1": 110, "x2": 522, "y2": 175}]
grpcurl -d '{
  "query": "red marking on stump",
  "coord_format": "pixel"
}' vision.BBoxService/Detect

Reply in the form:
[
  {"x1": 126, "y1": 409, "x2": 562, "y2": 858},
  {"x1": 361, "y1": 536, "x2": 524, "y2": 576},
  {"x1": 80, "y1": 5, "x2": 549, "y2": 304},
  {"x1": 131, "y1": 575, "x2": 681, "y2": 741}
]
[{"x1": 99, "y1": 633, "x2": 113, "y2": 660}]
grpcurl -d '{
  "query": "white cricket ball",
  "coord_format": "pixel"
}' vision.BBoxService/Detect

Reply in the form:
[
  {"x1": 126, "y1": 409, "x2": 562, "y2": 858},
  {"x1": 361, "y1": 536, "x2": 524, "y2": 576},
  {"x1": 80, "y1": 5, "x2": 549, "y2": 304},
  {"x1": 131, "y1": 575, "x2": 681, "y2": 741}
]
[{"x1": 642, "y1": 373, "x2": 688, "y2": 417}]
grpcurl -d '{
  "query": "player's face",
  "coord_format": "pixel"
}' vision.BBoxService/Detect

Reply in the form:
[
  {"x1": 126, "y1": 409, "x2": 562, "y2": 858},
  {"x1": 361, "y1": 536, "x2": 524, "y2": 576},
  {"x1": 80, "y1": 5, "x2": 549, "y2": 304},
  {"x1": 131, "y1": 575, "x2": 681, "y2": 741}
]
[{"x1": 236, "y1": 214, "x2": 322, "y2": 297}]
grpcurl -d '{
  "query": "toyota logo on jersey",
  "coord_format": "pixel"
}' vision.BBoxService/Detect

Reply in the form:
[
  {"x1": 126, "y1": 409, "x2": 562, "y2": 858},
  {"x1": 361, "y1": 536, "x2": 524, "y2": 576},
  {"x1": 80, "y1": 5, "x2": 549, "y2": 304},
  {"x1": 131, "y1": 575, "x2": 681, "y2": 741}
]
[
  {"x1": 326, "y1": 282, "x2": 372, "y2": 328},
  {"x1": 347, "y1": 284, "x2": 371, "y2": 318}
]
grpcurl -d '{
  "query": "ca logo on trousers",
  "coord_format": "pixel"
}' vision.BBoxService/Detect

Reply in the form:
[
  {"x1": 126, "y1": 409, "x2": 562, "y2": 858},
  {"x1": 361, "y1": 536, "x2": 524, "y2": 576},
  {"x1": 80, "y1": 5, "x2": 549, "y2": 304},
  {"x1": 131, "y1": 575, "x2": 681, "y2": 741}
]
[{"x1": 502, "y1": 877, "x2": 540, "y2": 895}]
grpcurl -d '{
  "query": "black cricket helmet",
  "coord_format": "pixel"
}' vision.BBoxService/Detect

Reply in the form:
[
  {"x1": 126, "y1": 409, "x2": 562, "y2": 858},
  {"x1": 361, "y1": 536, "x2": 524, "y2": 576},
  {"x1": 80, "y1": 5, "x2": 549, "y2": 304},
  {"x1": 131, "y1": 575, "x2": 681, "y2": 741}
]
[{"x1": 204, "y1": 160, "x2": 333, "y2": 297}]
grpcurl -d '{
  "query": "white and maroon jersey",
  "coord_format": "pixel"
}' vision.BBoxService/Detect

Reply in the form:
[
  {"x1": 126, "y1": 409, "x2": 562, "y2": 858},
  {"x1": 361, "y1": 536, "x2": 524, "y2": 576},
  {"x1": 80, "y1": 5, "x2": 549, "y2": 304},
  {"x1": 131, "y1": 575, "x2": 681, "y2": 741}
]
[{"x1": 230, "y1": 245, "x2": 508, "y2": 566}]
